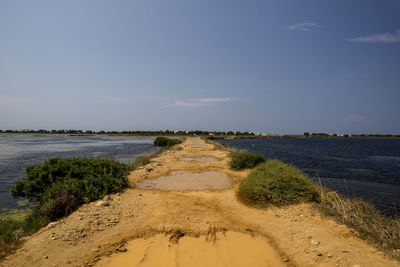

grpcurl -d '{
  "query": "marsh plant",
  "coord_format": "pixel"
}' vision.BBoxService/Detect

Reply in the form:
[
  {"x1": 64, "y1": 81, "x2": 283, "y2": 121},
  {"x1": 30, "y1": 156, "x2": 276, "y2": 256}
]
[
  {"x1": 238, "y1": 159, "x2": 320, "y2": 206},
  {"x1": 228, "y1": 149, "x2": 266, "y2": 170}
]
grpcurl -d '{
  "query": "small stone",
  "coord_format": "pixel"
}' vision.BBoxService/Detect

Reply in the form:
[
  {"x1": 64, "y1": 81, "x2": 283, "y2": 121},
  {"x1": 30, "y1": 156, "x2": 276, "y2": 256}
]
[
  {"x1": 66, "y1": 260, "x2": 71, "y2": 264},
  {"x1": 317, "y1": 253, "x2": 323, "y2": 256},
  {"x1": 95, "y1": 200, "x2": 110, "y2": 207},
  {"x1": 341, "y1": 250, "x2": 350, "y2": 253},
  {"x1": 311, "y1": 240, "x2": 320, "y2": 246},
  {"x1": 327, "y1": 254, "x2": 333, "y2": 258},
  {"x1": 117, "y1": 247, "x2": 128, "y2": 252},
  {"x1": 283, "y1": 258, "x2": 289, "y2": 262},
  {"x1": 46, "y1": 222, "x2": 60, "y2": 229},
  {"x1": 103, "y1": 195, "x2": 113, "y2": 201},
  {"x1": 92, "y1": 248, "x2": 100, "y2": 253},
  {"x1": 44, "y1": 255, "x2": 48, "y2": 259}
]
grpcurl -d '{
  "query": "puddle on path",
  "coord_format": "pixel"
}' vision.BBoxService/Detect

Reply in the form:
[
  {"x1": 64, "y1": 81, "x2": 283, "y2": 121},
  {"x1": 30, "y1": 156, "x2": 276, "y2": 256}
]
[
  {"x1": 179, "y1": 156, "x2": 217, "y2": 162},
  {"x1": 96, "y1": 232, "x2": 286, "y2": 267},
  {"x1": 135, "y1": 171, "x2": 231, "y2": 190}
]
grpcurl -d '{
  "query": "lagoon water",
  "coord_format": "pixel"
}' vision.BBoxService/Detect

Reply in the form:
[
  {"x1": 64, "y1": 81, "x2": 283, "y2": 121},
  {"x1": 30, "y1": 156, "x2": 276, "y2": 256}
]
[
  {"x1": 219, "y1": 138, "x2": 400, "y2": 215},
  {"x1": 0, "y1": 134, "x2": 157, "y2": 211}
]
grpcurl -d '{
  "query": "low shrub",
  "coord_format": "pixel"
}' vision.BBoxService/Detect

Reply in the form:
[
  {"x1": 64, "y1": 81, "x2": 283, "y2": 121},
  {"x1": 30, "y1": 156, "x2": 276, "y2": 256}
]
[
  {"x1": 11, "y1": 157, "x2": 131, "y2": 219},
  {"x1": 238, "y1": 160, "x2": 320, "y2": 206},
  {"x1": 1, "y1": 157, "x2": 132, "y2": 259},
  {"x1": 228, "y1": 150, "x2": 266, "y2": 170},
  {"x1": 154, "y1": 137, "x2": 182, "y2": 147}
]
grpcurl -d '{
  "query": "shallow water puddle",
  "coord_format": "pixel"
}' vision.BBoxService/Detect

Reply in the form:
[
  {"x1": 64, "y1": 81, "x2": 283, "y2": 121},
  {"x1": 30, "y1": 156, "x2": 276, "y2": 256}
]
[
  {"x1": 179, "y1": 156, "x2": 217, "y2": 162},
  {"x1": 135, "y1": 171, "x2": 231, "y2": 190},
  {"x1": 96, "y1": 232, "x2": 286, "y2": 267}
]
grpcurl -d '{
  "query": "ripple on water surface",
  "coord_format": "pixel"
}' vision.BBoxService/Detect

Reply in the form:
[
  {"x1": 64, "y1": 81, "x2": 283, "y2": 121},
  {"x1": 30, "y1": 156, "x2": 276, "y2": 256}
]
[{"x1": 135, "y1": 171, "x2": 231, "y2": 190}]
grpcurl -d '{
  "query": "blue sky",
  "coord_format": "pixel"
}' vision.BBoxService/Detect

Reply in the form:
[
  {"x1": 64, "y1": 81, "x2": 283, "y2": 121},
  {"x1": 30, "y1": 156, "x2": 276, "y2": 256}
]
[{"x1": 1, "y1": 0, "x2": 399, "y2": 134}]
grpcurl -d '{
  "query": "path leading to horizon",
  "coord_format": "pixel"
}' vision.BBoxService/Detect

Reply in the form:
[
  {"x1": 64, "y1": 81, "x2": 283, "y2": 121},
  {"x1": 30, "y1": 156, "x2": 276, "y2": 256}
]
[{"x1": 1, "y1": 137, "x2": 399, "y2": 267}]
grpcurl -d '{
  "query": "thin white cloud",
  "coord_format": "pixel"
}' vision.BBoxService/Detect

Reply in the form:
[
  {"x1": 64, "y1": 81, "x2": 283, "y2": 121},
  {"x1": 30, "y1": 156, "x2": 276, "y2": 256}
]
[
  {"x1": 167, "y1": 97, "x2": 234, "y2": 107},
  {"x1": 100, "y1": 96, "x2": 123, "y2": 102},
  {"x1": 287, "y1": 22, "x2": 319, "y2": 32},
  {"x1": 349, "y1": 29, "x2": 400, "y2": 43},
  {"x1": 343, "y1": 114, "x2": 365, "y2": 123}
]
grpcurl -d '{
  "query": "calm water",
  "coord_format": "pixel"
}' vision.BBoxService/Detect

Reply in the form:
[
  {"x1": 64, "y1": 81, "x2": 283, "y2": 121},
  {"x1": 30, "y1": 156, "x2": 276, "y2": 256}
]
[
  {"x1": 219, "y1": 138, "x2": 400, "y2": 215},
  {"x1": 0, "y1": 134, "x2": 157, "y2": 211}
]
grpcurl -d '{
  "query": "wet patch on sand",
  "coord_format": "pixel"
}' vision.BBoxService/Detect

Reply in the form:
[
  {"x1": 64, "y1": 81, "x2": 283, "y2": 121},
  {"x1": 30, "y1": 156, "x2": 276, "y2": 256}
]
[
  {"x1": 96, "y1": 231, "x2": 286, "y2": 267},
  {"x1": 135, "y1": 171, "x2": 231, "y2": 190},
  {"x1": 179, "y1": 156, "x2": 217, "y2": 162}
]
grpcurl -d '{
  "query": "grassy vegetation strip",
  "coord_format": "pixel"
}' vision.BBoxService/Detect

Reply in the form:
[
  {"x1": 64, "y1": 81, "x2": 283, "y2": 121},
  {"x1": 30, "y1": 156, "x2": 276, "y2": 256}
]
[
  {"x1": 228, "y1": 150, "x2": 266, "y2": 170},
  {"x1": 238, "y1": 159, "x2": 320, "y2": 206},
  {"x1": 319, "y1": 191, "x2": 400, "y2": 260},
  {"x1": 235, "y1": 156, "x2": 400, "y2": 260}
]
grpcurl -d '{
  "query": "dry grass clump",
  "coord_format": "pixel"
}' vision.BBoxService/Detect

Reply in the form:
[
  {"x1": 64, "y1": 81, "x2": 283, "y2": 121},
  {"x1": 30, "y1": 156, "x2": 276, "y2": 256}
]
[
  {"x1": 319, "y1": 190, "x2": 400, "y2": 260},
  {"x1": 132, "y1": 155, "x2": 152, "y2": 169}
]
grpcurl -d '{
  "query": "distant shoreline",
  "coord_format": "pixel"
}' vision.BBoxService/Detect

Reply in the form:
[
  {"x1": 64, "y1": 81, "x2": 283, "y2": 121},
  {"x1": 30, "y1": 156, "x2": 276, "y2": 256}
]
[{"x1": 1, "y1": 130, "x2": 399, "y2": 139}]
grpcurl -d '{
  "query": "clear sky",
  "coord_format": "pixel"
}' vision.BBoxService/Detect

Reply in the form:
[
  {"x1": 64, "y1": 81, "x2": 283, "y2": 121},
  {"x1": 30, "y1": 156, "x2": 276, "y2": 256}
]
[{"x1": 1, "y1": 0, "x2": 399, "y2": 134}]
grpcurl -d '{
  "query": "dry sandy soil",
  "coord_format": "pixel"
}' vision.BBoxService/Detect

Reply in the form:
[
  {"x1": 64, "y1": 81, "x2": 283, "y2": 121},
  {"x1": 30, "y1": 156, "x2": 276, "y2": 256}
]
[{"x1": 1, "y1": 137, "x2": 399, "y2": 267}]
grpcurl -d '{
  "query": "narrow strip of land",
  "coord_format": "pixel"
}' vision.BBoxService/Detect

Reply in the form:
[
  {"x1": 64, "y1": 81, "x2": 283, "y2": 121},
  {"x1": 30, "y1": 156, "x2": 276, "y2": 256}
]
[{"x1": 1, "y1": 137, "x2": 399, "y2": 267}]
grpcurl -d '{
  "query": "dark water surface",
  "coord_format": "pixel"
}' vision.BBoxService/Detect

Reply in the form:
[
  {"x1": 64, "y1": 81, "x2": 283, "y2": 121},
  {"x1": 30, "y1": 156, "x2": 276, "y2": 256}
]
[
  {"x1": 218, "y1": 138, "x2": 400, "y2": 215},
  {"x1": 0, "y1": 134, "x2": 157, "y2": 211}
]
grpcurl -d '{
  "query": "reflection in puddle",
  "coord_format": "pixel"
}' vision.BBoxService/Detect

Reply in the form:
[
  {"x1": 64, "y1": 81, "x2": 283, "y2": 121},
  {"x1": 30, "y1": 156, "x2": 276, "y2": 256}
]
[
  {"x1": 135, "y1": 171, "x2": 231, "y2": 190},
  {"x1": 179, "y1": 156, "x2": 217, "y2": 162}
]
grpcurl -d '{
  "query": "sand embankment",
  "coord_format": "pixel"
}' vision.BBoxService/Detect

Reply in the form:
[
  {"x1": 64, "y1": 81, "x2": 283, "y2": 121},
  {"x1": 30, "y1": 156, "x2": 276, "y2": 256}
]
[{"x1": 1, "y1": 137, "x2": 399, "y2": 267}]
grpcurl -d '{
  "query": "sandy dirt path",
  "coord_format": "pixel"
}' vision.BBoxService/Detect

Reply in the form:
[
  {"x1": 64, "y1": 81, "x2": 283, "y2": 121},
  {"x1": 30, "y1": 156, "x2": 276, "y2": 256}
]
[{"x1": 1, "y1": 137, "x2": 399, "y2": 267}]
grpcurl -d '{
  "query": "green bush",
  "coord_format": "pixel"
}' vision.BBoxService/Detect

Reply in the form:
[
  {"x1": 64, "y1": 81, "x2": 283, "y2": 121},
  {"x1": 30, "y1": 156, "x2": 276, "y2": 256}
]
[
  {"x1": 154, "y1": 137, "x2": 182, "y2": 147},
  {"x1": 11, "y1": 157, "x2": 131, "y2": 219},
  {"x1": 228, "y1": 150, "x2": 266, "y2": 170},
  {"x1": 238, "y1": 160, "x2": 320, "y2": 206}
]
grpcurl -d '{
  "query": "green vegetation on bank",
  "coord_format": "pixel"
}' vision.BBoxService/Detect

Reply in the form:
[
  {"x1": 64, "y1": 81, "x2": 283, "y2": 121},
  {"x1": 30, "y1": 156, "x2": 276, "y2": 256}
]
[
  {"x1": 231, "y1": 147, "x2": 399, "y2": 260},
  {"x1": 11, "y1": 158, "x2": 131, "y2": 220},
  {"x1": 238, "y1": 160, "x2": 320, "y2": 206},
  {"x1": 153, "y1": 137, "x2": 182, "y2": 147},
  {"x1": 1, "y1": 157, "x2": 132, "y2": 259},
  {"x1": 319, "y1": 191, "x2": 400, "y2": 260},
  {"x1": 228, "y1": 150, "x2": 266, "y2": 170}
]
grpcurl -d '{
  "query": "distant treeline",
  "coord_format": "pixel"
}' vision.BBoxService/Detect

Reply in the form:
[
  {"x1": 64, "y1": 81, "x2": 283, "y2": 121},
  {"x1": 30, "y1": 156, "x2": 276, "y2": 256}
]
[
  {"x1": 0, "y1": 129, "x2": 256, "y2": 136},
  {"x1": 0, "y1": 129, "x2": 398, "y2": 138},
  {"x1": 303, "y1": 132, "x2": 400, "y2": 138}
]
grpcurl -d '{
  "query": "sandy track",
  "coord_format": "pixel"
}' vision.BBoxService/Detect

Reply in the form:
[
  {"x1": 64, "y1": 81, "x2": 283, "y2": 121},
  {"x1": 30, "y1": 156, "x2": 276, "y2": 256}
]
[{"x1": 1, "y1": 137, "x2": 399, "y2": 267}]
